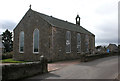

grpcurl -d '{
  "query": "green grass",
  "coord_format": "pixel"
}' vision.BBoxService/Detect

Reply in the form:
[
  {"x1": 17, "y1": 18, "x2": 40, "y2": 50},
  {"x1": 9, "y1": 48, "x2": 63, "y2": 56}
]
[{"x1": 1, "y1": 59, "x2": 26, "y2": 63}]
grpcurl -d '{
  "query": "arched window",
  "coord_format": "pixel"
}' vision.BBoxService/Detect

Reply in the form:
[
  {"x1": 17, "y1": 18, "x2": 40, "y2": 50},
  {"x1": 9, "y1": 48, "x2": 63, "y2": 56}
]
[
  {"x1": 85, "y1": 35, "x2": 89, "y2": 52},
  {"x1": 77, "y1": 33, "x2": 81, "y2": 53},
  {"x1": 33, "y1": 29, "x2": 39, "y2": 53},
  {"x1": 66, "y1": 31, "x2": 71, "y2": 53},
  {"x1": 19, "y1": 31, "x2": 24, "y2": 53}
]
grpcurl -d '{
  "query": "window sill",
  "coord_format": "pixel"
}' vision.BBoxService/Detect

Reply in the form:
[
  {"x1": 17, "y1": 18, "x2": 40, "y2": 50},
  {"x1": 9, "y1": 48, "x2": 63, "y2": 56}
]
[
  {"x1": 66, "y1": 52, "x2": 71, "y2": 53},
  {"x1": 19, "y1": 52, "x2": 24, "y2": 54},
  {"x1": 33, "y1": 52, "x2": 39, "y2": 54}
]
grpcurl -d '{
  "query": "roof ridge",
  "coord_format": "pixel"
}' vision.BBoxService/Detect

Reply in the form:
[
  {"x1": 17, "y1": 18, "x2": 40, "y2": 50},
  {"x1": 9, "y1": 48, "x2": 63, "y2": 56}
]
[{"x1": 31, "y1": 9, "x2": 79, "y2": 26}]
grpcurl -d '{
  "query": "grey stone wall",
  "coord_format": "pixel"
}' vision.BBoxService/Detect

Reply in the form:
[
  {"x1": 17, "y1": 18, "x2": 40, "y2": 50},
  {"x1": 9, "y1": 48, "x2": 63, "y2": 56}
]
[
  {"x1": 49, "y1": 26, "x2": 95, "y2": 62},
  {"x1": 2, "y1": 58, "x2": 48, "y2": 81},
  {"x1": 80, "y1": 52, "x2": 118, "y2": 62},
  {"x1": 13, "y1": 9, "x2": 51, "y2": 61}
]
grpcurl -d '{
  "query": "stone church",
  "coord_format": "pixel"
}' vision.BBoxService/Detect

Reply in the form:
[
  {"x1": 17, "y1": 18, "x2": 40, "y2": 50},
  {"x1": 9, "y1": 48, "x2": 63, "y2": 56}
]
[{"x1": 13, "y1": 7, "x2": 95, "y2": 62}]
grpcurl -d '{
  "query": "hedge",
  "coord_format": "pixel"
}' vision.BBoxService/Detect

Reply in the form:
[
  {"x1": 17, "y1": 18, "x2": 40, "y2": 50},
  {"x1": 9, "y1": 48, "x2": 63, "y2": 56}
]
[{"x1": 2, "y1": 51, "x2": 13, "y2": 59}]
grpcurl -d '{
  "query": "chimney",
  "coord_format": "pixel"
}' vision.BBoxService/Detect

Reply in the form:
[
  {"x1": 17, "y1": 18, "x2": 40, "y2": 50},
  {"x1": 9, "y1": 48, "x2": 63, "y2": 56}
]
[{"x1": 76, "y1": 15, "x2": 80, "y2": 26}]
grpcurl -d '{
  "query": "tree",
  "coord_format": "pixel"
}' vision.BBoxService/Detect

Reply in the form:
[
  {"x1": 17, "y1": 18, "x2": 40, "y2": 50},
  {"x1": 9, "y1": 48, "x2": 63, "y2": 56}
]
[
  {"x1": 96, "y1": 46, "x2": 101, "y2": 49},
  {"x1": 2, "y1": 29, "x2": 13, "y2": 53}
]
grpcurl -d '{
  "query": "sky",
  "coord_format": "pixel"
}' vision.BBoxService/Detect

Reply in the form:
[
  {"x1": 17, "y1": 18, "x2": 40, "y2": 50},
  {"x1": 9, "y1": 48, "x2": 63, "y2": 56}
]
[{"x1": 0, "y1": 0, "x2": 119, "y2": 46}]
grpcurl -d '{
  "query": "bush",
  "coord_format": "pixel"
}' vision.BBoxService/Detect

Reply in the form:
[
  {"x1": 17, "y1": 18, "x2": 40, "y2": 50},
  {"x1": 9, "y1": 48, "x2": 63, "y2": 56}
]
[{"x1": 2, "y1": 51, "x2": 13, "y2": 59}]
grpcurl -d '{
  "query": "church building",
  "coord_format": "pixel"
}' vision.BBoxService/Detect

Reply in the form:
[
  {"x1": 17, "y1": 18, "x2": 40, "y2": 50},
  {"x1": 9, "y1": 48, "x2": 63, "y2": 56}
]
[{"x1": 13, "y1": 7, "x2": 95, "y2": 62}]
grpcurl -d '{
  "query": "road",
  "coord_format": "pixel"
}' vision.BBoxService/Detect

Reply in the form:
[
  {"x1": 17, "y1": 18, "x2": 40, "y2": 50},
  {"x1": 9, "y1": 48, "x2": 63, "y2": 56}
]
[{"x1": 23, "y1": 56, "x2": 118, "y2": 80}]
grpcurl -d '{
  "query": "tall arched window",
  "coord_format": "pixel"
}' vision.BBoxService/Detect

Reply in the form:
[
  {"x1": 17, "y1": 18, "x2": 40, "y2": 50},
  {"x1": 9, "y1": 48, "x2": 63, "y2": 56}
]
[
  {"x1": 66, "y1": 31, "x2": 71, "y2": 53},
  {"x1": 77, "y1": 33, "x2": 81, "y2": 53},
  {"x1": 85, "y1": 35, "x2": 89, "y2": 52},
  {"x1": 19, "y1": 31, "x2": 24, "y2": 53},
  {"x1": 33, "y1": 29, "x2": 39, "y2": 53}
]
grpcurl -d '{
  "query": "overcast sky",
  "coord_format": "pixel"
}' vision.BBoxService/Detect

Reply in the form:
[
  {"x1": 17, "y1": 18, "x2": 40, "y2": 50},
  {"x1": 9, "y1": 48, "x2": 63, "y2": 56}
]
[{"x1": 0, "y1": 0, "x2": 119, "y2": 46}]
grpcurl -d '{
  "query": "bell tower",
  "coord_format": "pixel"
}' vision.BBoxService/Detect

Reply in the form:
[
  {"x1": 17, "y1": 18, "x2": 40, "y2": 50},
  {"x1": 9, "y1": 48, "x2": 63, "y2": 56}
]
[{"x1": 76, "y1": 15, "x2": 80, "y2": 26}]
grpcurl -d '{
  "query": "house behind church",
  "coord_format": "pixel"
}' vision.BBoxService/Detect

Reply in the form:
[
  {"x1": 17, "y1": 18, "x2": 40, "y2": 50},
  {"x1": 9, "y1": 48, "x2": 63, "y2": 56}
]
[
  {"x1": 95, "y1": 46, "x2": 107, "y2": 54},
  {"x1": 13, "y1": 8, "x2": 95, "y2": 62},
  {"x1": 107, "y1": 44, "x2": 118, "y2": 53}
]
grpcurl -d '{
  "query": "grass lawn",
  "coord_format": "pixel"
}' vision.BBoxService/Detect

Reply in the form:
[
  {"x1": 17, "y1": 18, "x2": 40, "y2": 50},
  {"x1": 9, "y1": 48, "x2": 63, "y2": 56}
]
[{"x1": 1, "y1": 59, "x2": 27, "y2": 63}]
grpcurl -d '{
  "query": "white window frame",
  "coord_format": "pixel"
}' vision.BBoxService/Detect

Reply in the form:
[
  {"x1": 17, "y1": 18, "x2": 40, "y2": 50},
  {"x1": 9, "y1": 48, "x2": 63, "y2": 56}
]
[
  {"x1": 66, "y1": 31, "x2": 71, "y2": 53},
  {"x1": 77, "y1": 33, "x2": 81, "y2": 53},
  {"x1": 19, "y1": 31, "x2": 24, "y2": 53},
  {"x1": 33, "y1": 28, "x2": 39, "y2": 54},
  {"x1": 85, "y1": 35, "x2": 89, "y2": 52}
]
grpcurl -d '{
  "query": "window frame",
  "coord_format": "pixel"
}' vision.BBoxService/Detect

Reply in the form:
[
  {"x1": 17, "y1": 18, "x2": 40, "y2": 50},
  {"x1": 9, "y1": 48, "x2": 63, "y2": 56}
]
[
  {"x1": 77, "y1": 33, "x2": 81, "y2": 53},
  {"x1": 66, "y1": 31, "x2": 71, "y2": 53},
  {"x1": 33, "y1": 28, "x2": 39, "y2": 54},
  {"x1": 85, "y1": 34, "x2": 89, "y2": 52},
  {"x1": 19, "y1": 31, "x2": 24, "y2": 53}
]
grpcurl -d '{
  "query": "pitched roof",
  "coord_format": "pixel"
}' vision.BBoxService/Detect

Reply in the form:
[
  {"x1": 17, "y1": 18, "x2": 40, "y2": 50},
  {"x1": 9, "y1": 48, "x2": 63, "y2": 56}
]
[
  {"x1": 107, "y1": 44, "x2": 118, "y2": 48},
  {"x1": 31, "y1": 9, "x2": 94, "y2": 36}
]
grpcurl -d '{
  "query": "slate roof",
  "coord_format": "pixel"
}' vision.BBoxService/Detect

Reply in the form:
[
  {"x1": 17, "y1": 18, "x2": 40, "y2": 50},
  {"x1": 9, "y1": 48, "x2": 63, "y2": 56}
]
[
  {"x1": 107, "y1": 44, "x2": 118, "y2": 48},
  {"x1": 31, "y1": 9, "x2": 95, "y2": 36}
]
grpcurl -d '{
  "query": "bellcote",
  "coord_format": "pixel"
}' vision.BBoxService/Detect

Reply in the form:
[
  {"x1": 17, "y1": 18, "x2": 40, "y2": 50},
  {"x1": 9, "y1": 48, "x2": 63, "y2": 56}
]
[{"x1": 76, "y1": 15, "x2": 80, "y2": 26}]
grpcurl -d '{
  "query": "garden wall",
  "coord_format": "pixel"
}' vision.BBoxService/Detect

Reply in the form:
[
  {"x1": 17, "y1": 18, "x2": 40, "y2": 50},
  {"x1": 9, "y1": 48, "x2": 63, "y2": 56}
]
[
  {"x1": 80, "y1": 52, "x2": 118, "y2": 62},
  {"x1": 2, "y1": 58, "x2": 48, "y2": 81}
]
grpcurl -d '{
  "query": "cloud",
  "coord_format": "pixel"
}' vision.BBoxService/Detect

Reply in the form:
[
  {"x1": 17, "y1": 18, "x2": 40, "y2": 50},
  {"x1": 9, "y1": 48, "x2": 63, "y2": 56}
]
[
  {"x1": 0, "y1": 20, "x2": 17, "y2": 34},
  {"x1": 93, "y1": 0, "x2": 118, "y2": 46},
  {"x1": 96, "y1": 37, "x2": 118, "y2": 43},
  {"x1": 95, "y1": 1, "x2": 118, "y2": 15},
  {"x1": 118, "y1": 1, "x2": 120, "y2": 45},
  {"x1": 95, "y1": 20, "x2": 118, "y2": 45},
  {"x1": 0, "y1": 0, "x2": 119, "y2": 46}
]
